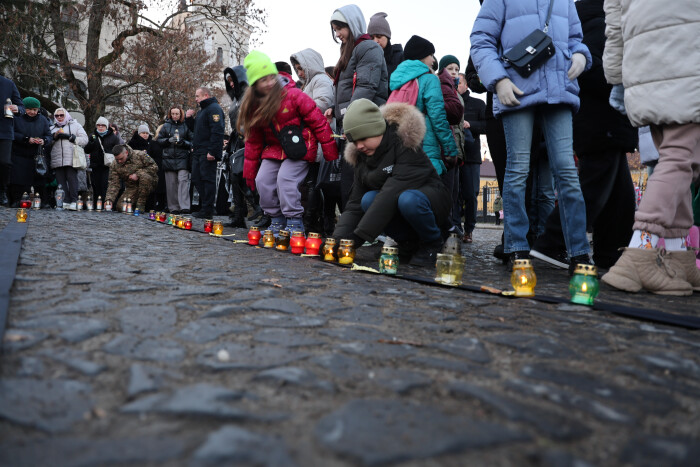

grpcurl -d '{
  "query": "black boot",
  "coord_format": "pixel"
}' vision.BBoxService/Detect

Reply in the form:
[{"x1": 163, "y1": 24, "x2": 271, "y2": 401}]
[
  {"x1": 409, "y1": 239, "x2": 444, "y2": 267},
  {"x1": 244, "y1": 189, "x2": 262, "y2": 221},
  {"x1": 253, "y1": 213, "x2": 271, "y2": 229},
  {"x1": 0, "y1": 165, "x2": 9, "y2": 206},
  {"x1": 226, "y1": 204, "x2": 247, "y2": 228}
]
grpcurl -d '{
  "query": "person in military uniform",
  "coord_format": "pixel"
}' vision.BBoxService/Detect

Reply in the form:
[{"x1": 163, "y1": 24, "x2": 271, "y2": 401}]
[
  {"x1": 105, "y1": 144, "x2": 158, "y2": 212},
  {"x1": 189, "y1": 86, "x2": 225, "y2": 218}
]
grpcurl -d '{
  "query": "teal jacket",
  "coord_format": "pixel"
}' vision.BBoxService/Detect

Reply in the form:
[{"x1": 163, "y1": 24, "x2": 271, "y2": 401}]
[{"x1": 390, "y1": 60, "x2": 458, "y2": 175}]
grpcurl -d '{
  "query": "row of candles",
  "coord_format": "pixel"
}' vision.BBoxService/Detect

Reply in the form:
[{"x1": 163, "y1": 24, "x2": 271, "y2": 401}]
[{"x1": 15, "y1": 205, "x2": 602, "y2": 305}]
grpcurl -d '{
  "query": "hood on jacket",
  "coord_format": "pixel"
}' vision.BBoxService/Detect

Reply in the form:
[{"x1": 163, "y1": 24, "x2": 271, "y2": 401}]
[
  {"x1": 290, "y1": 48, "x2": 326, "y2": 88},
  {"x1": 278, "y1": 71, "x2": 297, "y2": 89},
  {"x1": 53, "y1": 107, "x2": 73, "y2": 127},
  {"x1": 389, "y1": 60, "x2": 432, "y2": 90},
  {"x1": 344, "y1": 102, "x2": 426, "y2": 166},
  {"x1": 333, "y1": 4, "x2": 366, "y2": 40},
  {"x1": 224, "y1": 66, "x2": 248, "y2": 101}
]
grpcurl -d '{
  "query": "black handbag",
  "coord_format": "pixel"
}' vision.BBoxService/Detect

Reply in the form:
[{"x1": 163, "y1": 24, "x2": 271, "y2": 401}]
[
  {"x1": 35, "y1": 146, "x2": 48, "y2": 176},
  {"x1": 229, "y1": 147, "x2": 245, "y2": 176},
  {"x1": 502, "y1": 0, "x2": 556, "y2": 78},
  {"x1": 270, "y1": 121, "x2": 307, "y2": 160}
]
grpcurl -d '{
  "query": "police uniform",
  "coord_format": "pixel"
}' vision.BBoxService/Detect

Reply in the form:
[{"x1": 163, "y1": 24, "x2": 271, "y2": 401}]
[
  {"x1": 191, "y1": 96, "x2": 225, "y2": 216},
  {"x1": 105, "y1": 146, "x2": 158, "y2": 211}
]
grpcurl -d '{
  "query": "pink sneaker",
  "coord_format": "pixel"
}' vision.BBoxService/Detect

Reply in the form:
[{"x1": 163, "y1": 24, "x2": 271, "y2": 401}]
[{"x1": 686, "y1": 225, "x2": 700, "y2": 269}]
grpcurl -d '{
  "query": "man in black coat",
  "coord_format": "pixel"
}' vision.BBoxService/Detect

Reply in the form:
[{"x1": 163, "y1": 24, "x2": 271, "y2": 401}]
[
  {"x1": 1, "y1": 75, "x2": 25, "y2": 205},
  {"x1": 530, "y1": 0, "x2": 638, "y2": 270},
  {"x1": 189, "y1": 86, "x2": 225, "y2": 218}
]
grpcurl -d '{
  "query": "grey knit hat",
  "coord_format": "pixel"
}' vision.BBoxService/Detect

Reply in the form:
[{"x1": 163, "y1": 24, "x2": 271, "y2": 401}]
[
  {"x1": 96, "y1": 116, "x2": 109, "y2": 126},
  {"x1": 367, "y1": 12, "x2": 391, "y2": 39},
  {"x1": 343, "y1": 99, "x2": 386, "y2": 142},
  {"x1": 137, "y1": 124, "x2": 150, "y2": 134}
]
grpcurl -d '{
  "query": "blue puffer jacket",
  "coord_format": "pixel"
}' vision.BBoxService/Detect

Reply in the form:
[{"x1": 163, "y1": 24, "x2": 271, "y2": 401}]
[
  {"x1": 470, "y1": 0, "x2": 591, "y2": 117},
  {"x1": 390, "y1": 60, "x2": 459, "y2": 176}
]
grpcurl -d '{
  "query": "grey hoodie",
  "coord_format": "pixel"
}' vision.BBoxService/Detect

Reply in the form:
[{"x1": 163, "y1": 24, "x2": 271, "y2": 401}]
[
  {"x1": 332, "y1": 4, "x2": 366, "y2": 40},
  {"x1": 291, "y1": 48, "x2": 335, "y2": 113}
]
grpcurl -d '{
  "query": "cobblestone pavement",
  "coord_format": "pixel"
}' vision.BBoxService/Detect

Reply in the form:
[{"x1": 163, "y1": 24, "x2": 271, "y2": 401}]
[{"x1": 1, "y1": 207, "x2": 699, "y2": 467}]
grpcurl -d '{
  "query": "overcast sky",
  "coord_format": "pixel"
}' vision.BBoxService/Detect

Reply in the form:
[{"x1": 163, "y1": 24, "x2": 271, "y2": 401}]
[{"x1": 249, "y1": 0, "x2": 482, "y2": 72}]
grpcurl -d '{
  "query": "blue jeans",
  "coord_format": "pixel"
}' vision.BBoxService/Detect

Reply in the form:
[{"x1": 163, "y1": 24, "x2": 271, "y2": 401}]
[
  {"x1": 361, "y1": 190, "x2": 442, "y2": 243},
  {"x1": 529, "y1": 154, "x2": 555, "y2": 237},
  {"x1": 501, "y1": 105, "x2": 589, "y2": 257}
]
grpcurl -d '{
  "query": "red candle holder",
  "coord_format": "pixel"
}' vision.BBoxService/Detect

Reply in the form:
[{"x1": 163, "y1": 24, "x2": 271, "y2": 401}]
[
  {"x1": 305, "y1": 232, "x2": 323, "y2": 256},
  {"x1": 204, "y1": 219, "x2": 213, "y2": 233},
  {"x1": 184, "y1": 218, "x2": 192, "y2": 230},
  {"x1": 248, "y1": 226, "x2": 262, "y2": 245},
  {"x1": 290, "y1": 231, "x2": 306, "y2": 255}
]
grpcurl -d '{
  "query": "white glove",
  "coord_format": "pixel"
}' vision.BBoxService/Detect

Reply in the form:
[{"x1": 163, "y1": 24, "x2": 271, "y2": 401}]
[
  {"x1": 495, "y1": 78, "x2": 524, "y2": 107},
  {"x1": 609, "y1": 84, "x2": 626, "y2": 115},
  {"x1": 567, "y1": 53, "x2": 586, "y2": 80}
]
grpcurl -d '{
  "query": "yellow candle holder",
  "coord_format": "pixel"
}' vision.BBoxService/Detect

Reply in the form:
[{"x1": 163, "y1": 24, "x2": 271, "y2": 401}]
[
  {"x1": 435, "y1": 253, "x2": 466, "y2": 286},
  {"x1": 322, "y1": 238, "x2": 337, "y2": 262},
  {"x1": 276, "y1": 230, "x2": 290, "y2": 251},
  {"x1": 337, "y1": 239, "x2": 355, "y2": 265},
  {"x1": 16, "y1": 208, "x2": 28, "y2": 223},
  {"x1": 511, "y1": 259, "x2": 537, "y2": 297},
  {"x1": 262, "y1": 230, "x2": 276, "y2": 248},
  {"x1": 212, "y1": 221, "x2": 224, "y2": 236},
  {"x1": 176, "y1": 216, "x2": 185, "y2": 229}
]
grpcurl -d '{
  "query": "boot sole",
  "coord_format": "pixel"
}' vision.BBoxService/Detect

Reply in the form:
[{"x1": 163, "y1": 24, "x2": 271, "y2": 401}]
[{"x1": 601, "y1": 272, "x2": 642, "y2": 293}]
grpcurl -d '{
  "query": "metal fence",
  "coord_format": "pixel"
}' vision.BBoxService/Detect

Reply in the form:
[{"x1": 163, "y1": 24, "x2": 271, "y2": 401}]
[{"x1": 478, "y1": 184, "x2": 501, "y2": 223}]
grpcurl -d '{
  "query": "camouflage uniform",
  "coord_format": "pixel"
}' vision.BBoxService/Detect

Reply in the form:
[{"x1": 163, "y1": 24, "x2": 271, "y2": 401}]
[{"x1": 105, "y1": 146, "x2": 158, "y2": 211}]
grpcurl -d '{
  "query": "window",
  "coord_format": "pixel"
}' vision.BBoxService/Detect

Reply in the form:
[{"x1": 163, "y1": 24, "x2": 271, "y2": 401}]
[
  {"x1": 61, "y1": 7, "x2": 80, "y2": 41},
  {"x1": 216, "y1": 47, "x2": 223, "y2": 66},
  {"x1": 221, "y1": 6, "x2": 228, "y2": 16}
]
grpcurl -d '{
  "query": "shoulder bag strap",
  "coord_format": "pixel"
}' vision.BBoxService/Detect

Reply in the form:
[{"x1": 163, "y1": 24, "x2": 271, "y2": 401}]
[{"x1": 543, "y1": 0, "x2": 555, "y2": 33}]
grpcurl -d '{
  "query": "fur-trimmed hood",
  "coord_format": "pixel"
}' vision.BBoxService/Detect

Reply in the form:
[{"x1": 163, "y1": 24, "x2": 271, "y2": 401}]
[{"x1": 344, "y1": 102, "x2": 425, "y2": 166}]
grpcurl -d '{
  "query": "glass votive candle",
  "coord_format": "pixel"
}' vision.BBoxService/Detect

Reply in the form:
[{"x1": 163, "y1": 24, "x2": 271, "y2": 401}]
[
  {"x1": 248, "y1": 226, "x2": 262, "y2": 245},
  {"x1": 19, "y1": 193, "x2": 31, "y2": 209},
  {"x1": 276, "y1": 230, "x2": 290, "y2": 251},
  {"x1": 16, "y1": 208, "x2": 28, "y2": 223},
  {"x1": 338, "y1": 239, "x2": 355, "y2": 265},
  {"x1": 305, "y1": 232, "x2": 323, "y2": 256},
  {"x1": 322, "y1": 238, "x2": 337, "y2": 262},
  {"x1": 262, "y1": 230, "x2": 275, "y2": 248},
  {"x1": 511, "y1": 259, "x2": 537, "y2": 297},
  {"x1": 176, "y1": 216, "x2": 185, "y2": 229},
  {"x1": 166, "y1": 213, "x2": 174, "y2": 225},
  {"x1": 435, "y1": 254, "x2": 457, "y2": 285},
  {"x1": 569, "y1": 264, "x2": 599, "y2": 306},
  {"x1": 184, "y1": 217, "x2": 192, "y2": 230},
  {"x1": 203, "y1": 219, "x2": 213, "y2": 233},
  {"x1": 379, "y1": 246, "x2": 399, "y2": 275},
  {"x1": 148, "y1": 210, "x2": 156, "y2": 220},
  {"x1": 212, "y1": 221, "x2": 224, "y2": 236},
  {"x1": 290, "y1": 231, "x2": 306, "y2": 254}
]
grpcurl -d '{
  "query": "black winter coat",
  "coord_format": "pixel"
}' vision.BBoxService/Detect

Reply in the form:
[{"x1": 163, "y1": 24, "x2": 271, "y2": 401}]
[
  {"x1": 461, "y1": 90, "x2": 487, "y2": 164},
  {"x1": 334, "y1": 103, "x2": 450, "y2": 242},
  {"x1": 156, "y1": 119, "x2": 192, "y2": 172},
  {"x1": 573, "y1": 0, "x2": 637, "y2": 154},
  {"x1": 191, "y1": 97, "x2": 225, "y2": 160},
  {"x1": 84, "y1": 128, "x2": 122, "y2": 167},
  {"x1": 11, "y1": 112, "x2": 52, "y2": 186},
  {"x1": 384, "y1": 42, "x2": 404, "y2": 79}
]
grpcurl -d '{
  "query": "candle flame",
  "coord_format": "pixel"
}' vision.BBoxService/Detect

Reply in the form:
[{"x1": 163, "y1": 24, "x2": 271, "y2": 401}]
[
  {"x1": 581, "y1": 282, "x2": 587, "y2": 293},
  {"x1": 520, "y1": 275, "x2": 528, "y2": 285}
]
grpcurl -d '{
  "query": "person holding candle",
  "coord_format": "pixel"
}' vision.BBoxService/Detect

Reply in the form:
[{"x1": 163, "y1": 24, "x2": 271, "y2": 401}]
[
  {"x1": 0, "y1": 75, "x2": 24, "y2": 206},
  {"x1": 239, "y1": 50, "x2": 339, "y2": 237},
  {"x1": 83, "y1": 116, "x2": 123, "y2": 203},
  {"x1": 49, "y1": 107, "x2": 89, "y2": 211},
  {"x1": 156, "y1": 107, "x2": 193, "y2": 215},
  {"x1": 333, "y1": 99, "x2": 451, "y2": 267},
  {"x1": 104, "y1": 144, "x2": 158, "y2": 213}
]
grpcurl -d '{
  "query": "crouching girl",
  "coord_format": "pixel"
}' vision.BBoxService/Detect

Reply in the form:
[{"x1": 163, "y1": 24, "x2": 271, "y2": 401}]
[{"x1": 333, "y1": 99, "x2": 450, "y2": 266}]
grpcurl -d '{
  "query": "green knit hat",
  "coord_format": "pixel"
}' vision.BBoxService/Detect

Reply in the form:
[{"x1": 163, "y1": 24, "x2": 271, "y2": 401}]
[
  {"x1": 244, "y1": 50, "x2": 278, "y2": 87},
  {"x1": 343, "y1": 99, "x2": 386, "y2": 143},
  {"x1": 22, "y1": 97, "x2": 41, "y2": 109},
  {"x1": 438, "y1": 54, "x2": 460, "y2": 72}
]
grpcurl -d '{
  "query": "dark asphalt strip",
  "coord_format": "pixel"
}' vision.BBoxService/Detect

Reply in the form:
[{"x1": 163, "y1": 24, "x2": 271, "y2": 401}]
[{"x1": 0, "y1": 221, "x2": 28, "y2": 348}]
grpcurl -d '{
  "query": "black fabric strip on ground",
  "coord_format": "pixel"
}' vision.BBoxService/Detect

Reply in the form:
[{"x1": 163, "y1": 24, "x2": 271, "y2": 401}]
[{"x1": 0, "y1": 221, "x2": 28, "y2": 348}]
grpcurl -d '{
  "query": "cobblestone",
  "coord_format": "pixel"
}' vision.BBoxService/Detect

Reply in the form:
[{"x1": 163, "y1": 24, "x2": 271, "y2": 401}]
[{"x1": 1, "y1": 208, "x2": 700, "y2": 465}]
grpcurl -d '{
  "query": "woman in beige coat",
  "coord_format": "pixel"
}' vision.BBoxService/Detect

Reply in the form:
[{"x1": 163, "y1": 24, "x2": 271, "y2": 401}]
[{"x1": 601, "y1": 0, "x2": 700, "y2": 295}]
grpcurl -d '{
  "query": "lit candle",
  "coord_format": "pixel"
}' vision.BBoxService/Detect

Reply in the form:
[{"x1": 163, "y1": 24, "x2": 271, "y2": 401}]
[
  {"x1": 104, "y1": 200, "x2": 112, "y2": 212},
  {"x1": 19, "y1": 192, "x2": 31, "y2": 209},
  {"x1": 212, "y1": 221, "x2": 224, "y2": 236},
  {"x1": 511, "y1": 259, "x2": 537, "y2": 297},
  {"x1": 16, "y1": 208, "x2": 28, "y2": 223},
  {"x1": 248, "y1": 226, "x2": 262, "y2": 245},
  {"x1": 184, "y1": 217, "x2": 193, "y2": 230},
  {"x1": 276, "y1": 230, "x2": 290, "y2": 251},
  {"x1": 322, "y1": 238, "x2": 336, "y2": 262},
  {"x1": 148, "y1": 210, "x2": 156, "y2": 220},
  {"x1": 338, "y1": 239, "x2": 355, "y2": 265},
  {"x1": 32, "y1": 194, "x2": 41, "y2": 210},
  {"x1": 569, "y1": 264, "x2": 599, "y2": 306},
  {"x1": 76, "y1": 197, "x2": 84, "y2": 211},
  {"x1": 262, "y1": 230, "x2": 275, "y2": 248},
  {"x1": 435, "y1": 253, "x2": 457, "y2": 285},
  {"x1": 126, "y1": 198, "x2": 132, "y2": 214},
  {"x1": 203, "y1": 219, "x2": 213, "y2": 233},
  {"x1": 177, "y1": 216, "x2": 185, "y2": 229},
  {"x1": 290, "y1": 231, "x2": 306, "y2": 254},
  {"x1": 379, "y1": 246, "x2": 399, "y2": 275},
  {"x1": 166, "y1": 214, "x2": 175, "y2": 225},
  {"x1": 96, "y1": 196, "x2": 103, "y2": 211},
  {"x1": 305, "y1": 232, "x2": 323, "y2": 255}
]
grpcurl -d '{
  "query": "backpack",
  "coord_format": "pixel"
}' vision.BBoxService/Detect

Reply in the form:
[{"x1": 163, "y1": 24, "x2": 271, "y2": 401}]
[{"x1": 387, "y1": 72, "x2": 429, "y2": 106}]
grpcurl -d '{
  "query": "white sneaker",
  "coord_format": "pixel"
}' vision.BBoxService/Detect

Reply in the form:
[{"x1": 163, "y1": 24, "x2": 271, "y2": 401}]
[
  {"x1": 66, "y1": 202, "x2": 77, "y2": 211},
  {"x1": 383, "y1": 236, "x2": 398, "y2": 247}
]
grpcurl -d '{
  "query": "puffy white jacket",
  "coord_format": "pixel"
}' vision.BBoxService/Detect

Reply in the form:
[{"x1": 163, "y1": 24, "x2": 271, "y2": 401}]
[{"x1": 49, "y1": 119, "x2": 88, "y2": 168}]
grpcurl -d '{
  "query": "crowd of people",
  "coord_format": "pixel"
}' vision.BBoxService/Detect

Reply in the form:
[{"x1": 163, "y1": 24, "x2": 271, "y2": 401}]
[{"x1": 1, "y1": 0, "x2": 699, "y2": 295}]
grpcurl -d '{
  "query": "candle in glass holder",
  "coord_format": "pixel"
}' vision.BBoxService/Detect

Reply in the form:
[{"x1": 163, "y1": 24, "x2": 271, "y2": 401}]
[
  {"x1": 104, "y1": 199, "x2": 112, "y2": 211},
  {"x1": 305, "y1": 232, "x2": 323, "y2": 255},
  {"x1": 248, "y1": 226, "x2": 262, "y2": 245},
  {"x1": 338, "y1": 239, "x2": 355, "y2": 265},
  {"x1": 290, "y1": 231, "x2": 305, "y2": 254},
  {"x1": 276, "y1": 230, "x2": 290, "y2": 251},
  {"x1": 76, "y1": 197, "x2": 84, "y2": 211},
  {"x1": 379, "y1": 246, "x2": 399, "y2": 274},
  {"x1": 184, "y1": 217, "x2": 193, "y2": 230},
  {"x1": 203, "y1": 219, "x2": 213, "y2": 233},
  {"x1": 262, "y1": 230, "x2": 275, "y2": 248},
  {"x1": 16, "y1": 208, "x2": 28, "y2": 222},
  {"x1": 126, "y1": 198, "x2": 132, "y2": 214},
  {"x1": 322, "y1": 238, "x2": 336, "y2": 261},
  {"x1": 177, "y1": 216, "x2": 185, "y2": 229},
  {"x1": 166, "y1": 213, "x2": 175, "y2": 225},
  {"x1": 86, "y1": 194, "x2": 93, "y2": 211},
  {"x1": 212, "y1": 221, "x2": 224, "y2": 235},
  {"x1": 19, "y1": 192, "x2": 31, "y2": 209},
  {"x1": 569, "y1": 264, "x2": 599, "y2": 306},
  {"x1": 148, "y1": 210, "x2": 156, "y2": 220},
  {"x1": 511, "y1": 259, "x2": 537, "y2": 297}
]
